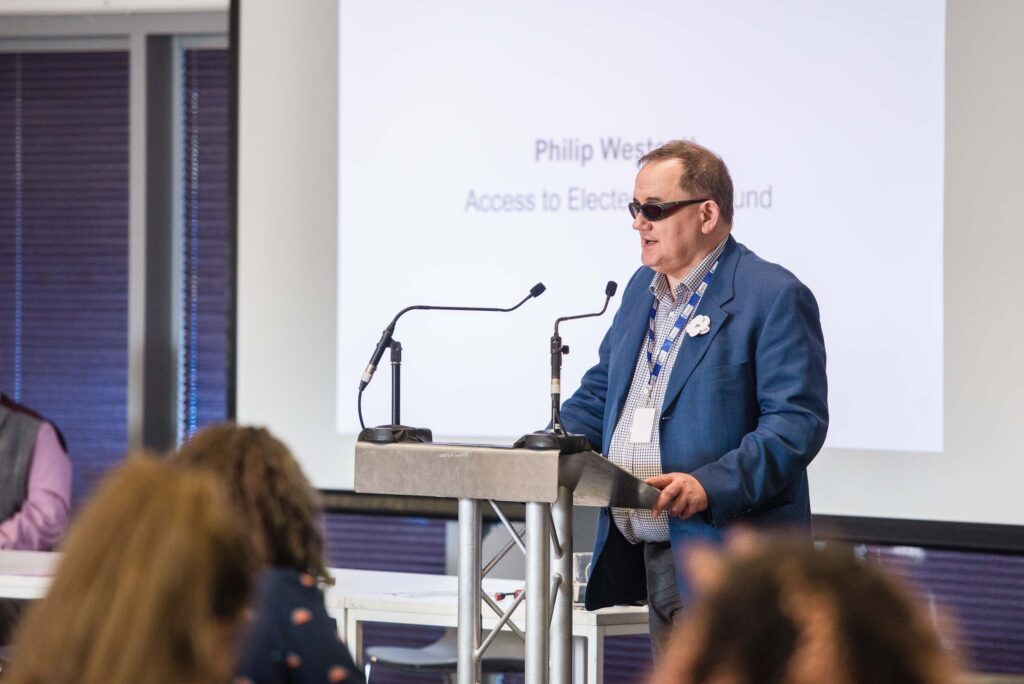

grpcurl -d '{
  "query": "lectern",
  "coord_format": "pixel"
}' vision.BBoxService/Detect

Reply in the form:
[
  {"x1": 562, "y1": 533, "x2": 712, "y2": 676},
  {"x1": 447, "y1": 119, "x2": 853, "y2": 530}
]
[{"x1": 354, "y1": 441, "x2": 659, "y2": 684}]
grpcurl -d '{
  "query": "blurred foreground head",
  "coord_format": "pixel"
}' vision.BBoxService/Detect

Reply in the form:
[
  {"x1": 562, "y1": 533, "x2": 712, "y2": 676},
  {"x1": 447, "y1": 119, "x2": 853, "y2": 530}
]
[
  {"x1": 174, "y1": 423, "x2": 329, "y2": 581},
  {"x1": 652, "y1": 536, "x2": 960, "y2": 684},
  {"x1": 5, "y1": 455, "x2": 256, "y2": 684}
]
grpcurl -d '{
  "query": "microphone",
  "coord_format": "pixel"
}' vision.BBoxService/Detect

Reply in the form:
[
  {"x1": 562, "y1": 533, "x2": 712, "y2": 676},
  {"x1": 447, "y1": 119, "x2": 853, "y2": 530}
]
[
  {"x1": 358, "y1": 282, "x2": 546, "y2": 392},
  {"x1": 515, "y1": 280, "x2": 618, "y2": 453},
  {"x1": 550, "y1": 280, "x2": 617, "y2": 424},
  {"x1": 554, "y1": 281, "x2": 617, "y2": 336}
]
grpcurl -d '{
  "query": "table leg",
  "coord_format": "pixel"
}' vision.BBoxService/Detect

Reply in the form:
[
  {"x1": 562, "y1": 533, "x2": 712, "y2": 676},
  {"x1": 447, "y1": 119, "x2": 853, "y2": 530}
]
[
  {"x1": 572, "y1": 635, "x2": 586, "y2": 684},
  {"x1": 588, "y1": 627, "x2": 602, "y2": 684},
  {"x1": 346, "y1": 613, "x2": 364, "y2": 667}
]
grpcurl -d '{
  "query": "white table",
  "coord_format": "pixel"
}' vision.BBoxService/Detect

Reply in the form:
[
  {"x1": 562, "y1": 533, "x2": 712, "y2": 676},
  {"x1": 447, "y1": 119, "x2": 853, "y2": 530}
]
[
  {"x1": 325, "y1": 568, "x2": 648, "y2": 684},
  {"x1": 0, "y1": 550, "x2": 56, "y2": 599},
  {"x1": 0, "y1": 552, "x2": 648, "y2": 684}
]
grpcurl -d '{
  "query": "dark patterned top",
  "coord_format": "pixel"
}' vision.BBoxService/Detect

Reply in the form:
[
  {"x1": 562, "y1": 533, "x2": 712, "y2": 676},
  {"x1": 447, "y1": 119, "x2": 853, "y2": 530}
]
[{"x1": 234, "y1": 567, "x2": 364, "y2": 684}]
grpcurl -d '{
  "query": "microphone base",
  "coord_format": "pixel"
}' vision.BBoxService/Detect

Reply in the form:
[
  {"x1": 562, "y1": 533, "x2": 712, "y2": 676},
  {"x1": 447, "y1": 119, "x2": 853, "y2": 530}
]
[
  {"x1": 513, "y1": 430, "x2": 591, "y2": 454},
  {"x1": 357, "y1": 425, "x2": 433, "y2": 444}
]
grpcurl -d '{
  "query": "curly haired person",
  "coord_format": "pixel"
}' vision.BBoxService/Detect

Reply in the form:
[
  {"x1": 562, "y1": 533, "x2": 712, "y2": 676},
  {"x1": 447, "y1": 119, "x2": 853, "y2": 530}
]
[{"x1": 175, "y1": 423, "x2": 364, "y2": 684}]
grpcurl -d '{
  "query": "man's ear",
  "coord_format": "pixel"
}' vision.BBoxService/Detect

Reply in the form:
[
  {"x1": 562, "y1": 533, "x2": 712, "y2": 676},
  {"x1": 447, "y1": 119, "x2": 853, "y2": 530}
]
[{"x1": 700, "y1": 201, "x2": 721, "y2": 235}]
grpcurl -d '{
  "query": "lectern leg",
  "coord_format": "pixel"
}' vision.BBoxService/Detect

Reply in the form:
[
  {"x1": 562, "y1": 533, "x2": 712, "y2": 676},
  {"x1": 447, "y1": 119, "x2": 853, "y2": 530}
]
[
  {"x1": 458, "y1": 498, "x2": 482, "y2": 684},
  {"x1": 526, "y1": 501, "x2": 550, "y2": 684},
  {"x1": 550, "y1": 486, "x2": 573, "y2": 684}
]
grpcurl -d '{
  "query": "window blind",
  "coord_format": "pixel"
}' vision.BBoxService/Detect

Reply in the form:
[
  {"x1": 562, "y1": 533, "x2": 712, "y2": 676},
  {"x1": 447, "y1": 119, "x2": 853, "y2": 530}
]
[
  {"x1": 0, "y1": 51, "x2": 129, "y2": 507},
  {"x1": 180, "y1": 48, "x2": 230, "y2": 439}
]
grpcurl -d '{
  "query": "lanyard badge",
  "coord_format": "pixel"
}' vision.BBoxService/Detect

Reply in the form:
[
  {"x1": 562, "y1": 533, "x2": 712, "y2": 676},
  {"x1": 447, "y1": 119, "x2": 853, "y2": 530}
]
[
  {"x1": 630, "y1": 263, "x2": 718, "y2": 444},
  {"x1": 643, "y1": 262, "x2": 718, "y2": 400}
]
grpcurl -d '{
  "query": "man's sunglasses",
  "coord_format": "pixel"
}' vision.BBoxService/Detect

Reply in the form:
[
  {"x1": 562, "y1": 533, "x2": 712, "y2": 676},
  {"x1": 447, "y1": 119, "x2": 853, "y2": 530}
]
[{"x1": 628, "y1": 198, "x2": 710, "y2": 222}]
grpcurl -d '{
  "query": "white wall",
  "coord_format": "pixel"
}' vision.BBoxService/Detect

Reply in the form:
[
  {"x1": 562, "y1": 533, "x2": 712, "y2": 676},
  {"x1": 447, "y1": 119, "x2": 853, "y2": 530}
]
[{"x1": 236, "y1": 1, "x2": 352, "y2": 488}]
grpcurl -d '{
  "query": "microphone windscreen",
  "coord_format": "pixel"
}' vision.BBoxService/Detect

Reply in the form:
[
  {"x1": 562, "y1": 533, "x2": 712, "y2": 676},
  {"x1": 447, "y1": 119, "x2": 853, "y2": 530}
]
[
  {"x1": 530, "y1": 282, "x2": 547, "y2": 298},
  {"x1": 605, "y1": 281, "x2": 618, "y2": 297}
]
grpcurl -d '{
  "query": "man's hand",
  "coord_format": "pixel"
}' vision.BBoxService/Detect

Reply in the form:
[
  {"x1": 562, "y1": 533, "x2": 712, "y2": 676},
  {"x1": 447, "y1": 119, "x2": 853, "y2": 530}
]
[{"x1": 646, "y1": 472, "x2": 708, "y2": 519}]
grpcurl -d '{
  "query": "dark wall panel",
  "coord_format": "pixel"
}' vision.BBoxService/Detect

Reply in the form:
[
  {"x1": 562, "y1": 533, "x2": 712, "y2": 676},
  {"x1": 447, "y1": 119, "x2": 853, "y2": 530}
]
[{"x1": 866, "y1": 545, "x2": 1024, "y2": 674}]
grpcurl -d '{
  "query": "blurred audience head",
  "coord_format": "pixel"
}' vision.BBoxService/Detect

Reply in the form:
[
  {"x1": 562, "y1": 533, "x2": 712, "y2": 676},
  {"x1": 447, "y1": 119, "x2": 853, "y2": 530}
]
[
  {"x1": 174, "y1": 422, "x2": 329, "y2": 581},
  {"x1": 652, "y1": 534, "x2": 960, "y2": 684},
  {"x1": 5, "y1": 455, "x2": 255, "y2": 684}
]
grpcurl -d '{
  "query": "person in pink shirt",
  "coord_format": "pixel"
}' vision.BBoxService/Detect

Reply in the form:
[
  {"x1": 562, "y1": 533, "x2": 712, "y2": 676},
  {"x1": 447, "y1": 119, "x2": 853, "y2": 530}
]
[
  {"x1": 0, "y1": 393, "x2": 71, "y2": 551},
  {"x1": 0, "y1": 392, "x2": 72, "y2": 646}
]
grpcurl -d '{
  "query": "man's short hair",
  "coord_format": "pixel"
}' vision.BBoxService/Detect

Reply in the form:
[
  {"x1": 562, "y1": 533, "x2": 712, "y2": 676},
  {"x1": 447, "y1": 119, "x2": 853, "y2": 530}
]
[{"x1": 639, "y1": 140, "x2": 734, "y2": 225}]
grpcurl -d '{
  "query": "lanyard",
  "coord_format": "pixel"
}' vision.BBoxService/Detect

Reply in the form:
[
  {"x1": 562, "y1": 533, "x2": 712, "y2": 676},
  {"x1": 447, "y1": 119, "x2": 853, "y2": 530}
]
[{"x1": 644, "y1": 262, "x2": 718, "y2": 399}]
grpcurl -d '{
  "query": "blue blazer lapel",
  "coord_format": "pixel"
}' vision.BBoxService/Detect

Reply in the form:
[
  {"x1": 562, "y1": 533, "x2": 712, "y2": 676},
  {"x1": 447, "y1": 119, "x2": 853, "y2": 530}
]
[
  {"x1": 604, "y1": 282, "x2": 654, "y2": 452},
  {"x1": 660, "y1": 236, "x2": 739, "y2": 416}
]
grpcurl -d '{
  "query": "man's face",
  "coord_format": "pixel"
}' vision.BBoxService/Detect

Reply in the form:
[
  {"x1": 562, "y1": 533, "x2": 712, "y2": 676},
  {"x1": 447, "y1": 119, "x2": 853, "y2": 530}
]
[{"x1": 632, "y1": 159, "x2": 714, "y2": 284}]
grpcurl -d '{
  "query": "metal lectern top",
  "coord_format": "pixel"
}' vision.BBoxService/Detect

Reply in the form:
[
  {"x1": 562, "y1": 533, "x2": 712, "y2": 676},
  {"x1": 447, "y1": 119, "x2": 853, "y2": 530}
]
[{"x1": 354, "y1": 441, "x2": 660, "y2": 509}]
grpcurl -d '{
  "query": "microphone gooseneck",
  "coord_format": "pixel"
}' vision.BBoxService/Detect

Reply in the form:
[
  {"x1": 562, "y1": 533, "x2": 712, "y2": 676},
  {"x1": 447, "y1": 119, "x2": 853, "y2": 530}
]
[
  {"x1": 514, "y1": 280, "x2": 618, "y2": 453},
  {"x1": 356, "y1": 282, "x2": 546, "y2": 433},
  {"x1": 358, "y1": 282, "x2": 545, "y2": 393},
  {"x1": 554, "y1": 281, "x2": 617, "y2": 336},
  {"x1": 551, "y1": 281, "x2": 617, "y2": 432}
]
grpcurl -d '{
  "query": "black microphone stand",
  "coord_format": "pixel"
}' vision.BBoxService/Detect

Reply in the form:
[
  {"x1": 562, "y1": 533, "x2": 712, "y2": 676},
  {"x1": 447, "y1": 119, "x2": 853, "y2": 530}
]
[
  {"x1": 515, "y1": 281, "x2": 617, "y2": 453},
  {"x1": 357, "y1": 337, "x2": 435, "y2": 444}
]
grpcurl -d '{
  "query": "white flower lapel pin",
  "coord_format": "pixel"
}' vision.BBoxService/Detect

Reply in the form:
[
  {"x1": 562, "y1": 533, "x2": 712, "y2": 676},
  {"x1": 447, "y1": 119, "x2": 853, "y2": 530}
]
[{"x1": 685, "y1": 314, "x2": 711, "y2": 337}]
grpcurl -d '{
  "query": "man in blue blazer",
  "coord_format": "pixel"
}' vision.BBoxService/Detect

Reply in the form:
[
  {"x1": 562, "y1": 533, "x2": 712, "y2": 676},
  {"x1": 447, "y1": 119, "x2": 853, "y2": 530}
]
[{"x1": 559, "y1": 140, "x2": 828, "y2": 653}]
